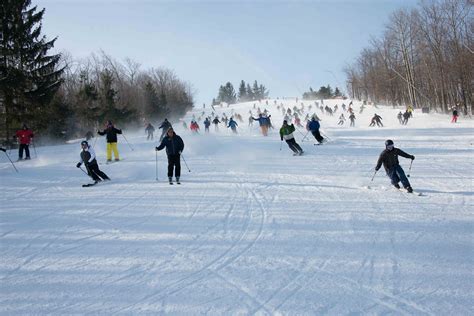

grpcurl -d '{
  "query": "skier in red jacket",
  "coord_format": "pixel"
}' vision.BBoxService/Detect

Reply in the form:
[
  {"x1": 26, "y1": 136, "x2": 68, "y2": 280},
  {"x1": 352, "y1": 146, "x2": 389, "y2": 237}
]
[{"x1": 15, "y1": 124, "x2": 34, "y2": 160}]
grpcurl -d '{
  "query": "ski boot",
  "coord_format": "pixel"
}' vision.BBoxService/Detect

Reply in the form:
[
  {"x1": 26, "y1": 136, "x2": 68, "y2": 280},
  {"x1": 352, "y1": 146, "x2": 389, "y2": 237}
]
[
  {"x1": 176, "y1": 177, "x2": 181, "y2": 185},
  {"x1": 393, "y1": 184, "x2": 401, "y2": 189},
  {"x1": 406, "y1": 186, "x2": 413, "y2": 193},
  {"x1": 168, "y1": 177, "x2": 173, "y2": 185}
]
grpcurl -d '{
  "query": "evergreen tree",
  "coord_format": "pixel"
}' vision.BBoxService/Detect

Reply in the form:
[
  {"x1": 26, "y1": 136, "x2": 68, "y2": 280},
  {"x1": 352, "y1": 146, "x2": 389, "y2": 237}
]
[
  {"x1": 143, "y1": 81, "x2": 161, "y2": 121},
  {"x1": 0, "y1": 0, "x2": 64, "y2": 142},
  {"x1": 334, "y1": 87, "x2": 342, "y2": 97},
  {"x1": 217, "y1": 82, "x2": 236, "y2": 104},
  {"x1": 238, "y1": 80, "x2": 247, "y2": 101},
  {"x1": 246, "y1": 83, "x2": 254, "y2": 101},
  {"x1": 259, "y1": 84, "x2": 269, "y2": 99},
  {"x1": 252, "y1": 80, "x2": 260, "y2": 99}
]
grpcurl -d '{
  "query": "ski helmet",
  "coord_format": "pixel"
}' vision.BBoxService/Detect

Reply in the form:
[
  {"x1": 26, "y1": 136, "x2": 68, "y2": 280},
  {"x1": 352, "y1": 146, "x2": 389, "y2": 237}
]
[
  {"x1": 385, "y1": 139, "x2": 394, "y2": 147},
  {"x1": 81, "y1": 140, "x2": 89, "y2": 147}
]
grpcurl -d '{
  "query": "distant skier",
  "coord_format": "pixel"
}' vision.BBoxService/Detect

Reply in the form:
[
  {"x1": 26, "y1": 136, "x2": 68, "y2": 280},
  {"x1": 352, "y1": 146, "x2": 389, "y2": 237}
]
[
  {"x1": 280, "y1": 120, "x2": 304, "y2": 155},
  {"x1": 155, "y1": 127, "x2": 185, "y2": 185},
  {"x1": 369, "y1": 114, "x2": 383, "y2": 127},
  {"x1": 402, "y1": 111, "x2": 411, "y2": 125},
  {"x1": 145, "y1": 123, "x2": 155, "y2": 140},
  {"x1": 248, "y1": 115, "x2": 254, "y2": 126},
  {"x1": 76, "y1": 140, "x2": 110, "y2": 185},
  {"x1": 349, "y1": 113, "x2": 356, "y2": 127},
  {"x1": 397, "y1": 111, "x2": 403, "y2": 125},
  {"x1": 212, "y1": 117, "x2": 221, "y2": 131},
  {"x1": 227, "y1": 118, "x2": 238, "y2": 133},
  {"x1": 253, "y1": 114, "x2": 271, "y2": 136},
  {"x1": 338, "y1": 114, "x2": 346, "y2": 126},
  {"x1": 307, "y1": 117, "x2": 325, "y2": 144},
  {"x1": 204, "y1": 117, "x2": 211, "y2": 133},
  {"x1": 85, "y1": 131, "x2": 94, "y2": 141},
  {"x1": 451, "y1": 108, "x2": 459, "y2": 123},
  {"x1": 98, "y1": 121, "x2": 122, "y2": 162},
  {"x1": 190, "y1": 120, "x2": 200, "y2": 133},
  {"x1": 16, "y1": 124, "x2": 34, "y2": 160},
  {"x1": 375, "y1": 139, "x2": 415, "y2": 193},
  {"x1": 158, "y1": 119, "x2": 172, "y2": 141}
]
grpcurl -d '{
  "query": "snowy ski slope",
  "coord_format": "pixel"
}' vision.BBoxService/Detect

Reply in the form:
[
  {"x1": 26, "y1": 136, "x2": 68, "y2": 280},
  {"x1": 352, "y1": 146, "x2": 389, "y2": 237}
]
[{"x1": 1, "y1": 99, "x2": 473, "y2": 314}]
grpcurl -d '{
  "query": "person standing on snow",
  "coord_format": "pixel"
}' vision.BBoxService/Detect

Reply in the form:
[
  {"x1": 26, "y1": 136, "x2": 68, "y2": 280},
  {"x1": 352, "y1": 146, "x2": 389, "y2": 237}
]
[
  {"x1": 369, "y1": 114, "x2": 383, "y2": 127},
  {"x1": 158, "y1": 118, "x2": 172, "y2": 141},
  {"x1": 155, "y1": 127, "x2": 185, "y2": 185},
  {"x1": 280, "y1": 120, "x2": 304, "y2": 155},
  {"x1": 451, "y1": 108, "x2": 459, "y2": 123},
  {"x1": 307, "y1": 117, "x2": 325, "y2": 144},
  {"x1": 253, "y1": 114, "x2": 270, "y2": 136},
  {"x1": 16, "y1": 124, "x2": 34, "y2": 160},
  {"x1": 338, "y1": 113, "x2": 346, "y2": 125},
  {"x1": 375, "y1": 139, "x2": 415, "y2": 193},
  {"x1": 204, "y1": 117, "x2": 211, "y2": 133},
  {"x1": 145, "y1": 123, "x2": 155, "y2": 140},
  {"x1": 349, "y1": 113, "x2": 356, "y2": 127},
  {"x1": 98, "y1": 121, "x2": 122, "y2": 162},
  {"x1": 76, "y1": 140, "x2": 110, "y2": 184},
  {"x1": 212, "y1": 117, "x2": 221, "y2": 131},
  {"x1": 227, "y1": 117, "x2": 238, "y2": 133}
]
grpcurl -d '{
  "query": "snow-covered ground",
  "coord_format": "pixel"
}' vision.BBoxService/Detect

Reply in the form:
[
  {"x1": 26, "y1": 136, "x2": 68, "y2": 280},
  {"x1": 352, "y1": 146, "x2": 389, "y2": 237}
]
[{"x1": 1, "y1": 99, "x2": 473, "y2": 315}]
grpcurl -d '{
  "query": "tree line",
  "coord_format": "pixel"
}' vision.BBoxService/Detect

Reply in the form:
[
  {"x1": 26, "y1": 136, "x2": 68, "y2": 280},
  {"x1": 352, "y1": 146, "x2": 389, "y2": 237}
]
[
  {"x1": 344, "y1": 0, "x2": 472, "y2": 114},
  {"x1": 302, "y1": 85, "x2": 343, "y2": 100},
  {"x1": 0, "y1": 0, "x2": 194, "y2": 144},
  {"x1": 213, "y1": 80, "x2": 269, "y2": 105}
]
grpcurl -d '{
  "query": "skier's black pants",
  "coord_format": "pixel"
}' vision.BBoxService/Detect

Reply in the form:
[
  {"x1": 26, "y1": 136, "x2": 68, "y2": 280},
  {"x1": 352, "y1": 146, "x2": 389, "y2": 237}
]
[
  {"x1": 311, "y1": 130, "x2": 324, "y2": 143},
  {"x1": 147, "y1": 132, "x2": 153, "y2": 140},
  {"x1": 86, "y1": 162, "x2": 109, "y2": 181},
  {"x1": 167, "y1": 154, "x2": 181, "y2": 178},
  {"x1": 286, "y1": 138, "x2": 303, "y2": 153},
  {"x1": 18, "y1": 144, "x2": 30, "y2": 159},
  {"x1": 387, "y1": 165, "x2": 410, "y2": 188}
]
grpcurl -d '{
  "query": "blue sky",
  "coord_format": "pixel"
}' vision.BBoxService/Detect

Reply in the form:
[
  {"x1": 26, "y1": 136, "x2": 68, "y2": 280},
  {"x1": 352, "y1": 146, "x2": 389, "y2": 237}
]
[{"x1": 37, "y1": 0, "x2": 417, "y2": 106}]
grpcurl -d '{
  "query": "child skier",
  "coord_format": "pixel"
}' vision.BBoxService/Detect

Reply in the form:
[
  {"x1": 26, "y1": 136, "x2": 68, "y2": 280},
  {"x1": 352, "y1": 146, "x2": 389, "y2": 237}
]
[
  {"x1": 375, "y1": 139, "x2": 415, "y2": 193},
  {"x1": 155, "y1": 128, "x2": 185, "y2": 184},
  {"x1": 280, "y1": 120, "x2": 304, "y2": 155},
  {"x1": 76, "y1": 140, "x2": 110, "y2": 186}
]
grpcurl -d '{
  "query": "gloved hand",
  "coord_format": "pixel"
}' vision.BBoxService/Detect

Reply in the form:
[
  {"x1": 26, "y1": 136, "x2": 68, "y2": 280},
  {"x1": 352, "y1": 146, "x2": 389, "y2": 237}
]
[
  {"x1": 411, "y1": 155, "x2": 415, "y2": 160},
  {"x1": 76, "y1": 162, "x2": 82, "y2": 168},
  {"x1": 375, "y1": 167, "x2": 379, "y2": 171},
  {"x1": 155, "y1": 147, "x2": 159, "y2": 151},
  {"x1": 0, "y1": 148, "x2": 6, "y2": 152}
]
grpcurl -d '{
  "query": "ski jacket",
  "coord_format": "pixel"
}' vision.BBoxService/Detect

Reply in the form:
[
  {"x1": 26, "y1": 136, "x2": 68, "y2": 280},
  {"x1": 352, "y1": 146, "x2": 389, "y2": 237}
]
[
  {"x1": 253, "y1": 116, "x2": 269, "y2": 126},
  {"x1": 375, "y1": 148, "x2": 414, "y2": 172},
  {"x1": 79, "y1": 146, "x2": 97, "y2": 165},
  {"x1": 16, "y1": 129, "x2": 34, "y2": 145},
  {"x1": 98, "y1": 127, "x2": 122, "y2": 143},
  {"x1": 228, "y1": 120, "x2": 238, "y2": 129},
  {"x1": 307, "y1": 120, "x2": 320, "y2": 131},
  {"x1": 280, "y1": 124, "x2": 296, "y2": 141},
  {"x1": 156, "y1": 133, "x2": 184, "y2": 156},
  {"x1": 145, "y1": 124, "x2": 155, "y2": 133},
  {"x1": 212, "y1": 118, "x2": 220, "y2": 124},
  {"x1": 159, "y1": 121, "x2": 172, "y2": 130},
  {"x1": 204, "y1": 120, "x2": 211, "y2": 127}
]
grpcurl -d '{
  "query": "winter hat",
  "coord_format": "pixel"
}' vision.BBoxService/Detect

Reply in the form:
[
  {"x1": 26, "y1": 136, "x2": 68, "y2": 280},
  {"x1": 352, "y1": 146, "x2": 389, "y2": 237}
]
[
  {"x1": 385, "y1": 139, "x2": 394, "y2": 148},
  {"x1": 81, "y1": 140, "x2": 89, "y2": 147}
]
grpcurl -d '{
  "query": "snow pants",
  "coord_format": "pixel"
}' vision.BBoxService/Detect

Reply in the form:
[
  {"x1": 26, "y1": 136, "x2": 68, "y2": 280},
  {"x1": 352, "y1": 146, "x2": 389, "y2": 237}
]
[
  {"x1": 260, "y1": 125, "x2": 268, "y2": 136},
  {"x1": 286, "y1": 138, "x2": 303, "y2": 154},
  {"x1": 18, "y1": 144, "x2": 30, "y2": 159},
  {"x1": 387, "y1": 165, "x2": 411, "y2": 188},
  {"x1": 106, "y1": 142, "x2": 119, "y2": 161},
  {"x1": 86, "y1": 162, "x2": 110, "y2": 181},
  {"x1": 168, "y1": 154, "x2": 181, "y2": 178},
  {"x1": 147, "y1": 132, "x2": 154, "y2": 140},
  {"x1": 451, "y1": 115, "x2": 458, "y2": 123},
  {"x1": 311, "y1": 130, "x2": 324, "y2": 143}
]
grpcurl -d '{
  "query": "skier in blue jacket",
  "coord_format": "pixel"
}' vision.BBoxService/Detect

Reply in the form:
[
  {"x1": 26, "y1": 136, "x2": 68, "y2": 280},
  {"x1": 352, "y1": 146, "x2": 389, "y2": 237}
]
[
  {"x1": 307, "y1": 117, "x2": 325, "y2": 144},
  {"x1": 155, "y1": 127, "x2": 185, "y2": 184}
]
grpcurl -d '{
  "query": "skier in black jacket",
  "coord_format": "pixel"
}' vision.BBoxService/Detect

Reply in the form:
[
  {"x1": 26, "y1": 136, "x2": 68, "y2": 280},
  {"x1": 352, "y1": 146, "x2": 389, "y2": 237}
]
[
  {"x1": 375, "y1": 139, "x2": 415, "y2": 192},
  {"x1": 158, "y1": 119, "x2": 172, "y2": 141},
  {"x1": 97, "y1": 121, "x2": 122, "y2": 162},
  {"x1": 76, "y1": 140, "x2": 110, "y2": 185},
  {"x1": 155, "y1": 127, "x2": 185, "y2": 184}
]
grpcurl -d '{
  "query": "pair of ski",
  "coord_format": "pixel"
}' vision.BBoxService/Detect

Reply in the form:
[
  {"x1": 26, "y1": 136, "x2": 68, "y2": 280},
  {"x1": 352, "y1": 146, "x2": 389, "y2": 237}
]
[
  {"x1": 364, "y1": 185, "x2": 424, "y2": 196},
  {"x1": 82, "y1": 179, "x2": 111, "y2": 187}
]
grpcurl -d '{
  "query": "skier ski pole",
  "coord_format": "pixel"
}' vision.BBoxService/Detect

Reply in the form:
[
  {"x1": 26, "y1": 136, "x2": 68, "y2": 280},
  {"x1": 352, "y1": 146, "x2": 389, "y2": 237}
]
[
  {"x1": 301, "y1": 131, "x2": 310, "y2": 142},
  {"x1": 181, "y1": 154, "x2": 191, "y2": 172},
  {"x1": 2, "y1": 150, "x2": 19, "y2": 173},
  {"x1": 371, "y1": 170, "x2": 378, "y2": 182},
  {"x1": 295, "y1": 127, "x2": 306, "y2": 138},
  {"x1": 32, "y1": 140, "x2": 37, "y2": 158},
  {"x1": 407, "y1": 160, "x2": 413, "y2": 177},
  {"x1": 155, "y1": 150, "x2": 158, "y2": 181},
  {"x1": 79, "y1": 166, "x2": 90, "y2": 177},
  {"x1": 122, "y1": 134, "x2": 134, "y2": 151}
]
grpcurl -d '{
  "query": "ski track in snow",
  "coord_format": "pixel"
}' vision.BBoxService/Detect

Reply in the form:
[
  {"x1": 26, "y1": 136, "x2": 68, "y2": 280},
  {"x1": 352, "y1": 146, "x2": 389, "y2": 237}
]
[{"x1": 1, "y1": 99, "x2": 473, "y2": 314}]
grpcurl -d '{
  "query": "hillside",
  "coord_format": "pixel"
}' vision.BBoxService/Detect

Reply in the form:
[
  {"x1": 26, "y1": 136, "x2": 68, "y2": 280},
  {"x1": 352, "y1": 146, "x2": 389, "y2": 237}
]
[{"x1": 1, "y1": 99, "x2": 473, "y2": 314}]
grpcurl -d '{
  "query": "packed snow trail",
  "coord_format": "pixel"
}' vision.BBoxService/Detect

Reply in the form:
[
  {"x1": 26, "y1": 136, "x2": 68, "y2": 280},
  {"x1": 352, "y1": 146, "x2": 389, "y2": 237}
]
[{"x1": 1, "y1": 99, "x2": 473, "y2": 314}]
